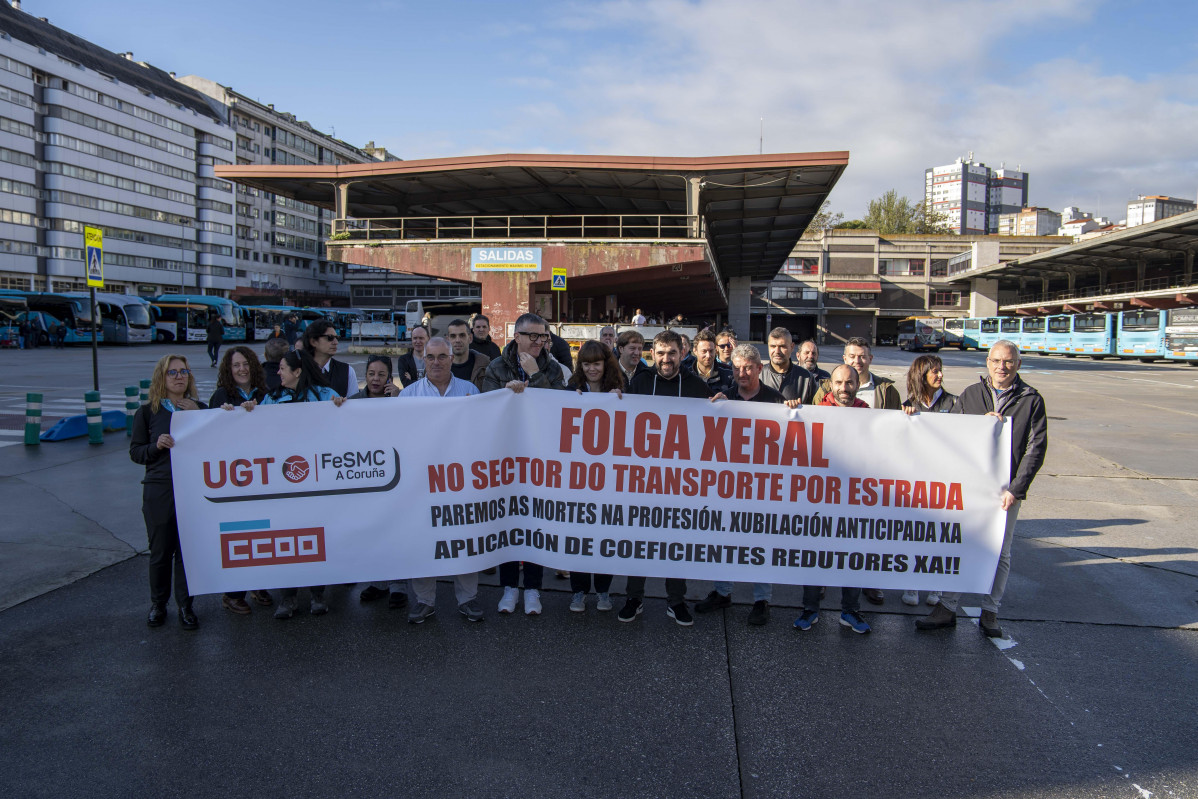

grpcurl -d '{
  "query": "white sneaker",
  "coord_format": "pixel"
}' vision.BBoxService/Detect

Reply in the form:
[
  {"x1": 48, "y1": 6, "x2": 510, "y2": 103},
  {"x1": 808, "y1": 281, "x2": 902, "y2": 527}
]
[
  {"x1": 569, "y1": 592, "x2": 586, "y2": 612},
  {"x1": 524, "y1": 589, "x2": 542, "y2": 615},
  {"x1": 596, "y1": 592, "x2": 613, "y2": 612},
  {"x1": 901, "y1": 590, "x2": 919, "y2": 606},
  {"x1": 926, "y1": 591, "x2": 942, "y2": 606},
  {"x1": 498, "y1": 586, "x2": 519, "y2": 614}
]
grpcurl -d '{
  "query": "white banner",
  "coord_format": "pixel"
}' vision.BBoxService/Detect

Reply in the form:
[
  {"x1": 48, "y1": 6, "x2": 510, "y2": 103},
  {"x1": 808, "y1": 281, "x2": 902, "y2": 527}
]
[{"x1": 170, "y1": 391, "x2": 1011, "y2": 595}]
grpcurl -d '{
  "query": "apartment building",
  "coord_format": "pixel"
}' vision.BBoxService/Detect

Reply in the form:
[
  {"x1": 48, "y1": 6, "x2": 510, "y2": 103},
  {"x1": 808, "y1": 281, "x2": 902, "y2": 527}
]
[
  {"x1": 924, "y1": 154, "x2": 1029, "y2": 235},
  {"x1": 1126, "y1": 195, "x2": 1195, "y2": 228},
  {"x1": 0, "y1": 3, "x2": 235, "y2": 296},
  {"x1": 176, "y1": 75, "x2": 399, "y2": 305},
  {"x1": 997, "y1": 206, "x2": 1062, "y2": 237}
]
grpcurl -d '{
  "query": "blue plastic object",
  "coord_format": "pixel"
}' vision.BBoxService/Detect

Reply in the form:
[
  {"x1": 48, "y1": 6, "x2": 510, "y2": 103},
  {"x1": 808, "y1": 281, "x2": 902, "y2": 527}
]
[{"x1": 40, "y1": 410, "x2": 128, "y2": 441}]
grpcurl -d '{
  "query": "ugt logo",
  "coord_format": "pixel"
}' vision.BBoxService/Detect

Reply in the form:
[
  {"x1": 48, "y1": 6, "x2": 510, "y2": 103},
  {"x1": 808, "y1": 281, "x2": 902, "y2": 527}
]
[
  {"x1": 282, "y1": 455, "x2": 310, "y2": 483},
  {"x1": 219, "y1": 519, "x2": 325, "y2": 568}
]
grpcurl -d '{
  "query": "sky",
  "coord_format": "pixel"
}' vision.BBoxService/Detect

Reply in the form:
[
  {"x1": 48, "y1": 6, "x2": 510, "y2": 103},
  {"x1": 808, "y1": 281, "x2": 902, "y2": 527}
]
[{"x1": 26, "y1": 0, "x2": 1198, "y2": 223}]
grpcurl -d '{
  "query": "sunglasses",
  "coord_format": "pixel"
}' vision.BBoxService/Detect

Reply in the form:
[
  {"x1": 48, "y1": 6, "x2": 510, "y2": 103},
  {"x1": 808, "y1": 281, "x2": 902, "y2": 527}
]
[{"x1": 320, "y1": 334, "x2": 338, "y2": 342}]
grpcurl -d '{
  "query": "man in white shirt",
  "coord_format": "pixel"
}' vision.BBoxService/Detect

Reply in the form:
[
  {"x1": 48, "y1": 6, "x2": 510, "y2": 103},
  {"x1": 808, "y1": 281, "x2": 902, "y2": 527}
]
[
  {"x1": 398, "y1": 337, "x2": 484, "y2": 622},
  {"x1": 631, "y1": 308, "x2": 646, "y2": 326}
]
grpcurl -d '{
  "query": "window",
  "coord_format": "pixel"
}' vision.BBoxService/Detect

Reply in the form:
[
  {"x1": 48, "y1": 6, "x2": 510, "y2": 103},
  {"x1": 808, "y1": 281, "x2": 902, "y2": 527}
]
[
  {"x1": 879, "y1": 259, "x2": 926, "y2": 276},
  {"x1": 782, "y1": 256, "x2": 819, "y2": 275},
  {"x1": 46, "y1": 133, "x2": 195, "y2": 182}
]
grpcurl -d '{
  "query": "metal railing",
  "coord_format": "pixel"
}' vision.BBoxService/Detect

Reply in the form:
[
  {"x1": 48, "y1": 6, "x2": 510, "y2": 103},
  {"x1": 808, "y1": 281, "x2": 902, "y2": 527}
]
[
  {"x1": 331, "y1": 214, "x2": 701, "y2": 241},
  {"x1": 1013, "y1": 275, "x2": 1185, "y2": 304}
]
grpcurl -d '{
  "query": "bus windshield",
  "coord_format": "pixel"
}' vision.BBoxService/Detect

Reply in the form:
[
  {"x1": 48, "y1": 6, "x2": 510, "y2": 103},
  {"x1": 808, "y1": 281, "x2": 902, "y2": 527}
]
[
  {"x1": 122, "y1": 302, "x2": 152, "y2": 328},
  {"x1": 1073, "y1": 314, "x2": 1107, "y2": 332},
  {"x1": 1120, "y1": 311, "x2": 1160, "y2": 331}
]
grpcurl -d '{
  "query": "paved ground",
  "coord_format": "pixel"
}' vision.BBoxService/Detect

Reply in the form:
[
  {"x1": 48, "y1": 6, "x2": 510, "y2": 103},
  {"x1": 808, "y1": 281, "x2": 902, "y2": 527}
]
[{"x1": 1, "y1": 342, "x2": 1196, "y2": 798}]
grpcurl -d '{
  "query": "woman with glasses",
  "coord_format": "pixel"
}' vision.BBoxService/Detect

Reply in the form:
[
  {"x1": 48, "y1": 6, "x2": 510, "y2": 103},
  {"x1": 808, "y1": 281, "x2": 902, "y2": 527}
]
[
  {"x1": 397, "y1": 324, "x2": 429, "y2": 387},
  {"x1": 899, "y1": 354, "x2": 958, "y2": 607},
  {"x1": 245, "y1": 350, "x2": 345, "y2": 617},
  {"x1": 564, "y1": 340, "x2": 624, "y2": 612},
  {"x1": 302, "y1": 319, "x2": 357, "y2": 397},
  {"x1": 129, "y1": 355, "x2": 206, "y2": 630},
  {"x1": 209, "y1": 346, "x2": 274, "y2": 615}
]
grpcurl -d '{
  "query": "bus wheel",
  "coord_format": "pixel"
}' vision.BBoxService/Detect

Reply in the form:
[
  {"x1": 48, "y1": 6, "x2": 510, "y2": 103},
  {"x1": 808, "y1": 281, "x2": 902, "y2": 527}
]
[
  {"x1": 1139, "y1": 358, "x2": 1156, "y2": 364},
  {"x1": 1091, "y1": 356, "x2": 1106, "y2": 361}
]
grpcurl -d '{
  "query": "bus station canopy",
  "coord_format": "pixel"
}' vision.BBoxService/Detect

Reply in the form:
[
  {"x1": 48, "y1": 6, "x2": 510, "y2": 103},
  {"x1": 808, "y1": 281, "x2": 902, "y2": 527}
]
[{"x1": 217, "y1": 152, "x2": 849, "y2": 282}]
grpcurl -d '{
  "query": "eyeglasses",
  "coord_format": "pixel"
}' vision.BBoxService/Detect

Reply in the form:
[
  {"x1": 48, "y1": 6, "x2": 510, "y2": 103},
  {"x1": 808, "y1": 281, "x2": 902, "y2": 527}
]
[
  {"x1": 166, "y1": 369, "x2": 191, "y2": 378},
  {"x1": 425, "y1": 353, "x2": 451, "y2": 363},
  {"x1": 518, "y1": 332, "x2": 548, "y2": 343},
  {"x1": 320, "y1": 334, "x2": 339, "y2": 342}
]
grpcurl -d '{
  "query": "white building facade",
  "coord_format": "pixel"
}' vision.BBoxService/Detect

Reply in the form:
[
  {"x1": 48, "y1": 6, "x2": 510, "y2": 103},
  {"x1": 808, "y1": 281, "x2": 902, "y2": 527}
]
[
  {"x1": 925, "y1": 155, "x2": 1028, "y2": 235},
  {"x1": 0, "y1": 4, "x2": 235, "y2": 296},
  {"x1": 1126, "y1": 195, "x2": 1196, "y2": 228}
]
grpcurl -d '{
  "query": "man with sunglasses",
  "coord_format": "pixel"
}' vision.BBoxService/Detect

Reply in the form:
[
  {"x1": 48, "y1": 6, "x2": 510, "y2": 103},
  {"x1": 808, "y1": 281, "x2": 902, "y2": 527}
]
[
  {"x1": 302, "y1": 319, "x2": 358, "y2": 397},
  {"x1": 480, "y1": 313, "x2": 567, "y2": 615}
]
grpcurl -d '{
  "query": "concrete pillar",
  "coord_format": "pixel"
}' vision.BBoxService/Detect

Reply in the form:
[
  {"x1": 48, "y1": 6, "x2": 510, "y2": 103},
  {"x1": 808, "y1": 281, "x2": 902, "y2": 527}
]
[
  {"x1": 334, "y1": 182, "x2": 350, "y2": 235},
  {"x1": 1186, "y1": 250, "x2": 1194, "y2": 285},
  {"x1": 970, "y1": 278, "x2": 999, "y2": 317},
  {"x1": 1040, "y1": 277, "x2": 1050, "y2": 298},
  {"x1": 1098, "y1": 266, "x2": 1108, "y2": 292},
  {"x1": 1067, "y1": 271, "x2": 1076, "y2": 292},
  {"x1": 685, "y1": 175, "x2": 702, "y2": 237},
  {"x1": 1136, "y1": 257, "x2": 1146, "y2": 291},
  {"x1": 727, "y1": 275, "x2": 753, "y2": 339}
]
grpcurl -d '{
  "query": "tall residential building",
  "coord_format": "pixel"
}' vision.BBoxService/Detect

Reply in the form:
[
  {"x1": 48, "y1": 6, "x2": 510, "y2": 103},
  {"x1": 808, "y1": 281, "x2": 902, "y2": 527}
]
[
  {"x1": 0, "y1": 3, "x2": 235, "y2": 296},
  {"x1": 1126, "y1": 195, "x2": 1196, "y2": 228},
  {"x1": 997, "y1": 206, "x2": 1062, "y2": 237},
  {"x1": 924, "y1": 154, "x2": 1028, "y2": 235},
  {"x1": 176, "y1": 76, "x2": 399, "y2": 305}
]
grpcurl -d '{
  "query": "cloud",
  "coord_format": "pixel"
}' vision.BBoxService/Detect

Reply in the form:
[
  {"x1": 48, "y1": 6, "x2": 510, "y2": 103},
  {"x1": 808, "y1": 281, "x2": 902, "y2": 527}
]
[{"x1": 484, "y1": 0, "x2": 1194, "y2": 221}]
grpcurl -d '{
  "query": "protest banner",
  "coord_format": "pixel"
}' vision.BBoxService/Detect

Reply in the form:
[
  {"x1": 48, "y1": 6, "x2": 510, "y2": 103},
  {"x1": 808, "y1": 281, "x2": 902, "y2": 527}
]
[{"x1": 170, "y1": 390, "x2": 1011, "y2": 595}]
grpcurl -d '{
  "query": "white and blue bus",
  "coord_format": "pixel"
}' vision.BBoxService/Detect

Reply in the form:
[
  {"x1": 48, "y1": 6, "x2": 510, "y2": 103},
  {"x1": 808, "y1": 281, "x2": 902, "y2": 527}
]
[
  {"x1": 63, "y1": 292, "x2": 154, "y2": 344},
  {"x1": 1164, "y1": 308, "x2": 1198, "y2": 364},
  {"x1": 153, "y1": 295, "x2": 245, "y2": 343},
  {"x1": 1020, "y1": 316, "x2": 1047, "y2": 354},
  {"x1": 977, "y1": 317, "x2": 1002, "y2": 351},
  {"x1": 1068, "y1": 313, "x2": 1116, "y2": 358},
  {"x1": 1117, "y1": 310, "x2": 1166, "y2": 361},
  {"x1": 1044, "y1": 315, "x2": 1071, "y2": 354}
]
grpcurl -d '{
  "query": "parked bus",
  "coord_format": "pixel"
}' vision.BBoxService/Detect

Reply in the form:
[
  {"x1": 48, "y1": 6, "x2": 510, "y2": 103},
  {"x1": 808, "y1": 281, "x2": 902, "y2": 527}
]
[
  {"x1": 1069, "y1": 313, "x2": 1116, "y2": 358},
  {"x1": 1164, "y1": 308, "x2": 1198, "y2": 364},
  {"x1": 62, "y1": 292, "x2": 154, "y2": 344},
  {"x1": 153, "y1": 295, "x2": 245, "y2": 343},
  {"x1": 0, "y1": 293, "x2": 26, "y2": 346},
  {"x1": 1, "y1": 291, "x2": 102, "y2": 344},
  {"x1": 1117, "y1": 310, "x2": 1166, "y2": 361},
  {"x1": 999, "y1": 317, "x2": 1022, "y2": 349},
  {"x1": 977, "y1": 317, "x2": 1002, "y2": 351},
  {"x1": 942, "y1": 317, "x2": 963, "y2": 348},
  {"x1": 1020, "y1": 316, "x2": 1047, "y2": 354},
  {"x1": 896, "y1": 317, "x2": 943, "y2": 352},
  {"x1": 405, "y1": 298, "x2": 482, "y2": 338},
  {"x1": 241, "y1": 305, "x2": 325, "y2": 341},
  {"x1": 959, "y1": 318, "x2": 981, "y2": 350},
  {"x1": 1044, "y1": 315, "x2": 1072, "y2": 354}
]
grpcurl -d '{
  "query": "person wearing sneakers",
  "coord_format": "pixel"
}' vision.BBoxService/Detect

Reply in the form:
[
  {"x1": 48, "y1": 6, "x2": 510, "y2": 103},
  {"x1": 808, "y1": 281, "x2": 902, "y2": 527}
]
[
  {"x1": 397, "y1": 337, "x2": 486, "y2": 624},
  {"x1": 695, "y1": 343, "x2": 781, "y2": 626},
  {"x1": 900, "y1": 354, "x2": 959, "y2": 607},
  {"x1": 917, "y1": 340, "x2": 1047, "y2": 638},
  {"x1": 794, "y1": 365, "x2": 873, "y2": 635},
  {"x1": 812, "y1": 337, "x2": 901, "y2": 606},
  {"x1": 618, "y1": 329, "x2": 716, "y2": 627},
  {"x1": 481, "y1": 313, "x2": 568, "y2": 615}
]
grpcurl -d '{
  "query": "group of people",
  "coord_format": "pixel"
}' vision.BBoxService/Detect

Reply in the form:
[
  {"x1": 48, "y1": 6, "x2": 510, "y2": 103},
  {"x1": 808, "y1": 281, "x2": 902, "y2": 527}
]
[
  {"x1": 131, "y1": 312, "x2": 1046, "y2": 642},
  {"x1": 13, "y1": 314, "x2": 67, "y2": 349}
]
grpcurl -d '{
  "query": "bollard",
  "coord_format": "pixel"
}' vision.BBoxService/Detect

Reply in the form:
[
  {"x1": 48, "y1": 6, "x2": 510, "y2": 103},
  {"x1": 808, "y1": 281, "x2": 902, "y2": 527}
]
[
  {"x1": 139, "y1": 379, "x2": 150, "y2": 406},
  {"x1": 85, "y1": 390, "x2": 103, "y2": 445},
  {"x1": 24, "y1": 392, "x2": 42, "y2": 446},
  {"x1": 125, "y1": 386, "x2": 139, "y2": 437}
]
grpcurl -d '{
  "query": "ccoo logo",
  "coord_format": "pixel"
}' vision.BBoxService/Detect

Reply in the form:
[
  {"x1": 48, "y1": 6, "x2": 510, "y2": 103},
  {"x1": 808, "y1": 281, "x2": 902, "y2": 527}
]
[{"x1": 283, "y1": 455, "x2": 310, "y2": 483}]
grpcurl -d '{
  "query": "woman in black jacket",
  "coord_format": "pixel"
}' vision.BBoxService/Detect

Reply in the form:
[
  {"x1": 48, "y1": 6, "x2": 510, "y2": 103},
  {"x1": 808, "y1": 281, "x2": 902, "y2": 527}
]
[{"x1": 129, "y1": 354, "x2": 207, "y2": 629}]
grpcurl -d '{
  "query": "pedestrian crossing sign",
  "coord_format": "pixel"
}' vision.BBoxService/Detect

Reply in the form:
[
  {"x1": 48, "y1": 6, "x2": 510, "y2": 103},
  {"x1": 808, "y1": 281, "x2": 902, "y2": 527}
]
[
  {"x1": 84, "y1": 226, "x2": 104, "y2": 288},
  {"x1": 551, "y1": 267, "x2": 567, "y2": 291}
]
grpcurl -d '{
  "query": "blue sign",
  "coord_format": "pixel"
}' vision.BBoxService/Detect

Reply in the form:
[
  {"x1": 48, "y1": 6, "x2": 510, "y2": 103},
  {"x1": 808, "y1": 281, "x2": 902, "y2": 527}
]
[{"x1": 471, "y1": 247, "x2": 542, "y2": 272}]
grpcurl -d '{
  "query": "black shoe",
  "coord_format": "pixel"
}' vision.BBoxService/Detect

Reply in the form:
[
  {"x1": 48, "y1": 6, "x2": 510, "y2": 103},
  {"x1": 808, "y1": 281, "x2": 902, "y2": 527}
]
[
  {"x1": 179, "y1": 605, "x2": 199, "y2": 630},
  {"x1": 617, "y1": 597, "x2": 643, "y2": 622},
  {"x1": 747, "y1": 600, "x2": 770, "y2": 626},
  {"x1": 979, "y1": 610, "x2": 1004, "y2": 638},
  {"x1": 915, "y1": 603, "x2": 957, "y2": 631},
  {"x1": 147, "y1": 603, "x2": 166, "y2": 628},
  {"x1": 695, "y1": 590, "x2": 732, "y2": 613},
  {"x1": 359, "y1": 585, "x2": 387, "y2": 602},
  {"x1": 388, "y1": 591, "x2": 408, "y2": 610},
  {"x1": 863, "y1": 588, "x2": 885, "y2": 605},
  {"x1": 667, "y1": 602, "x2": 694, "y2": 627}
]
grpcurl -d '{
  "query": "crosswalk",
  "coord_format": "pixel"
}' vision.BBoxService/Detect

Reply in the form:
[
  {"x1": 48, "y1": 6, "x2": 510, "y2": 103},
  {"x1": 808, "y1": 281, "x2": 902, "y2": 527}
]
[{"x1": 0, "y1": 382, "x2": 218, "y2": 447}]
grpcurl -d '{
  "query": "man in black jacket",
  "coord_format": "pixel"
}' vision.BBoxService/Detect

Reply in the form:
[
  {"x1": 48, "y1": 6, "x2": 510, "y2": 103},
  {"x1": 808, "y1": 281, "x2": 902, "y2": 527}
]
[
  {"x1": 760, "y1": 327, "x2": 819, "y2": 404},
  {"x1": 619, "y1": 330, "x2": 714, "y2": 628},
  {"x1": 917, "y1": 339, "x2": 1047, "y2": 638},
  {"x1": 469, "y1": 314, "x2": 502, "y2": 361}
]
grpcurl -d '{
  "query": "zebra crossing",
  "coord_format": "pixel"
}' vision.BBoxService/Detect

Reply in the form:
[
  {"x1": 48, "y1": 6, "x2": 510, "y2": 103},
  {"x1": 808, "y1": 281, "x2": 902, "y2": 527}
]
[{"x1": 0, "y1": 382, "x2": 218, "y2": 447}]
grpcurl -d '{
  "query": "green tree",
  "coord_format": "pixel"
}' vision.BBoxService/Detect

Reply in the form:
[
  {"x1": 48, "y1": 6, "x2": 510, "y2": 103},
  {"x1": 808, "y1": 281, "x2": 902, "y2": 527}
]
[
  {"x1": 802, "y1": 200, "x2": 845, "y2": 238},
  {"x1": 836, "y1": 219, "x2": 869, "y2": 229},
  {"x1": 863, "y1": 189, "x2": 954, "y2": 235}
]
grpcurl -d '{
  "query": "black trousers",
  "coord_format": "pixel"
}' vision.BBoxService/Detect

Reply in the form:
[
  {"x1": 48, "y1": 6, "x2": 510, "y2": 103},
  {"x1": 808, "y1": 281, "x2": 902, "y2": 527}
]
[
  {"x1": 570, "y1": 572, "x2": 613, "y2": 594},
  {"x1": 142, "y1": 482, "x2": 190, "y2": 607},
  {"x1": 499, "y1": 561, "x2": 543, "y2": 590}
]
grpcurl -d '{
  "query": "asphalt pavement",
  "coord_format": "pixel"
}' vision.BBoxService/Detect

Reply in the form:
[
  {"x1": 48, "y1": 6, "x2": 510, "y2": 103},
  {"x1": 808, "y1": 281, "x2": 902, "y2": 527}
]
[{"x1": 1, "y1": 342, "x2": 1196, "y2": 798}]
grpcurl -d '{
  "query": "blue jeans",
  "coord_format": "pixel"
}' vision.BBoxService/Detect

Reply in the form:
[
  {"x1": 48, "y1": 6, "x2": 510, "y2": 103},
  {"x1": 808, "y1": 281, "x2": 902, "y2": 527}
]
[
  {"x1": 803, "y1": 585, "x2": 861, "y2": 614},
  {"x1": 713, "y1": 581, "x2": 773, "y2": 602}
]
